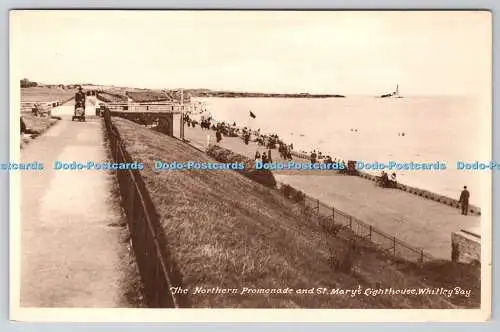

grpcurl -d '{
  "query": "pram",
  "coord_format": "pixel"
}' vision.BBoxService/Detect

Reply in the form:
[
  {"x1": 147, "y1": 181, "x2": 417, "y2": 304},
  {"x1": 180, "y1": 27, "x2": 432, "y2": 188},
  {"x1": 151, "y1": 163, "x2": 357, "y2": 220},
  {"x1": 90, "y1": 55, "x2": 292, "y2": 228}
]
[{"x1": 72, "y1": 101, "x2": 86, "y2": 122}]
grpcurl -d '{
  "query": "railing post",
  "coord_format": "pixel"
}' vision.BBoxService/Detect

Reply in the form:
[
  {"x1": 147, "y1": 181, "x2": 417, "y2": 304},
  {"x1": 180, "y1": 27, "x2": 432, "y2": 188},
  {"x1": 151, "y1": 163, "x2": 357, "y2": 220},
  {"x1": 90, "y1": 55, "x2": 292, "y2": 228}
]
[
  {"x1": 349, "y1": 216, "x2": 352, "y2": 230},
  {"x1": 332, "y1": 207, "x2": 335, "y2": 223},
  {"x1": 369, "y1": 225, "x2": 372, "y2": 240},
  {"x1": 393, "y1": 236, "x2": 396, "y2": 256},
  {"x1": 316, "y1": 199, "x2": 320, "y2": 214},
  {"x1": 420, "y1": 249, "x2": 424, "y2": 263}
]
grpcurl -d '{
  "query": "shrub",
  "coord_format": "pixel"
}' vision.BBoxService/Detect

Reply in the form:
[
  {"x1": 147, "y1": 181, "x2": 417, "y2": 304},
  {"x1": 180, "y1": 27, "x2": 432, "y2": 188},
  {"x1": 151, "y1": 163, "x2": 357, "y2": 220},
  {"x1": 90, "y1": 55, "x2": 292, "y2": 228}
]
[
  {"x1": 280, "y1": 184, "x2": 292, "y2": 198},
  {"x1": 330, "y1": 239, "x2": 357, "y2": 273},
  {"x1": 280, "y1": 184, "x2": 305, "y2": 203},
  {"x1": 320, "y1": 218, "x2": 343, "y2": 237},
  {"x1": 207, "y1": 145, "x2": 276, "y2": 188},
  {"x1": 293, "y1": 189, "x2": 305, "y2": 203}
]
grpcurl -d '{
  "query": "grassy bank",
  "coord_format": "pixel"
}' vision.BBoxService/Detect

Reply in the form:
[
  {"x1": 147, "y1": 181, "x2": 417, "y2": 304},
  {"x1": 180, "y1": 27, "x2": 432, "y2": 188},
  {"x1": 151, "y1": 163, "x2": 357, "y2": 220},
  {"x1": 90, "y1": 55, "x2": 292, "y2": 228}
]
[
  {"x1": 112, "y1": 117, "x2": 478, "y2": 308},
  {"x1": 20, "y1": 114, "x2": 59, "y2": 148},
  {"x1": 21, "y1": 86, "x2": 75, "y2": 102},
  {"x1": 97, "y1": 91, "x2": 128, "y2": 103},
  {"x1": 126, "y1": 89, "x2": 187, "y2": 102},
  {"x1": 22, "y1": 113, "x2": 57, "y2": 134}
]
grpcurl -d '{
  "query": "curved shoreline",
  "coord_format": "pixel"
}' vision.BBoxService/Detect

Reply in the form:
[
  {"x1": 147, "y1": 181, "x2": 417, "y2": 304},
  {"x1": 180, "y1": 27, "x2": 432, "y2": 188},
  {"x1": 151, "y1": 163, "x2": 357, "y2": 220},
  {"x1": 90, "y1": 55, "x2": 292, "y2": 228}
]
[{"x1": 184, "y1": 114, "x2": 481, "y2": 216}]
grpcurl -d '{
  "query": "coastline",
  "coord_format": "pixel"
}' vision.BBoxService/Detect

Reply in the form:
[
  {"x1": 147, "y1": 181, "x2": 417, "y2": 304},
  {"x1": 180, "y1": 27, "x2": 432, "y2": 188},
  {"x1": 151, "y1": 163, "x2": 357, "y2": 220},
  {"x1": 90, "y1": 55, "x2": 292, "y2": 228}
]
[
  {"x1": 189, "y1": 95, "x2": 482, "y2": 205},
  {"x1": 182, "y1": 112, "x2": 481, "y2": 215},
  {"x1": 181, "y1": 124, "x2": 480, "y2": 260}
]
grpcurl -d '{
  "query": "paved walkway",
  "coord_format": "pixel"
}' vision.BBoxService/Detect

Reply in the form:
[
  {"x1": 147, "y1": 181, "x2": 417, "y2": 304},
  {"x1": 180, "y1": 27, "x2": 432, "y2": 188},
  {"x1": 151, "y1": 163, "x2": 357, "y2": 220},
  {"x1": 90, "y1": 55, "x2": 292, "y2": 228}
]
[
  {"x1": 20, "y1": 98, "x2": 129, "y2": 307},
  {"x1": 184, "y1": 126, "x2": 481, "y2": 260}
]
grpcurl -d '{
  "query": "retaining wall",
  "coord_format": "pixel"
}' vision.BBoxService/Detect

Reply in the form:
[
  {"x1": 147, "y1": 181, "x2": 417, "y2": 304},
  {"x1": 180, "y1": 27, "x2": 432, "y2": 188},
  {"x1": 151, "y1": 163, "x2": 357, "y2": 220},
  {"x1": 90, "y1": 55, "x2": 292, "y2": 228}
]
[{"x1": 451, "y1": 230, "x2": 481, "y2": 264}]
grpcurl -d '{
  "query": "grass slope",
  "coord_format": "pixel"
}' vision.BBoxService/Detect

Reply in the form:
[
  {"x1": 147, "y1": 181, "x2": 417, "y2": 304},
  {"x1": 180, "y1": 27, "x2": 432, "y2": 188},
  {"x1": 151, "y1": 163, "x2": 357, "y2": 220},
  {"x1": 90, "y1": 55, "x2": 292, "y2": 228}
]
[
  {"x1": 22, "y1": 114, "x2": 57, "y2": 133},
  {"x1": 21, "y1": 87, "x2": 75, "y2": 102},
  {"x1": 112, "y1": 117, "x2": 477, "y2": 309}
]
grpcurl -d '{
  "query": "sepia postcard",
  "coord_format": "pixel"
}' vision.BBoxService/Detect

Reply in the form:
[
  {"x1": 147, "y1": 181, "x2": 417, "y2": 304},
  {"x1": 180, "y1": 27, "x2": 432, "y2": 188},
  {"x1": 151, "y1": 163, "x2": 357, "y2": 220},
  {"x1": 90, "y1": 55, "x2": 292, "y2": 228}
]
[{"x1": 9, "y1": 10, "x2": 492, "y2": 322}]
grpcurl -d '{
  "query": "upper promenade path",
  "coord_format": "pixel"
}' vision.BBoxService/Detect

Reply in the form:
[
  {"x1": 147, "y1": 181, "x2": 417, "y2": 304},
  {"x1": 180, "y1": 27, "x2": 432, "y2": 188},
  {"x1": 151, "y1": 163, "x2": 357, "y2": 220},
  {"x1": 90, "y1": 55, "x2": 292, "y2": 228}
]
[
  {"x1": 183, "y1": 126, "x2": 481, "y2": 260},
  {"x1": 20, "y1": 98, "x2": 130, "y2": 307}
]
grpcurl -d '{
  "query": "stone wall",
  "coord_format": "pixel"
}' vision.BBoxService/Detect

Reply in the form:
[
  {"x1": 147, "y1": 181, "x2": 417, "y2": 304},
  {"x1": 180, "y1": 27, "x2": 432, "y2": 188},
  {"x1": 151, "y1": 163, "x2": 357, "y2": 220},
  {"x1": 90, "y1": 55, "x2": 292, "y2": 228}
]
[{"x1": 451, "y1": 231, "x2": 480, "y2": 264}]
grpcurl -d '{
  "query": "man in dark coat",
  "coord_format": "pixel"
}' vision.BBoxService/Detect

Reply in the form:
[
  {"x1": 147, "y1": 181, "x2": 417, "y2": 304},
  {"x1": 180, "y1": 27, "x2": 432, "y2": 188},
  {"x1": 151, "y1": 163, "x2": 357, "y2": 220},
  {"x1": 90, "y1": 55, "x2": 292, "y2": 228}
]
[
  {"x1": 75, "y1": 86, "x2": 86, "y2": 110},
  {"x1": 459, "y1": 186, "x2": 470, "y2": 215},
  {"x1": 20, "y1": 117, "x2": 27, "y2": 134}
]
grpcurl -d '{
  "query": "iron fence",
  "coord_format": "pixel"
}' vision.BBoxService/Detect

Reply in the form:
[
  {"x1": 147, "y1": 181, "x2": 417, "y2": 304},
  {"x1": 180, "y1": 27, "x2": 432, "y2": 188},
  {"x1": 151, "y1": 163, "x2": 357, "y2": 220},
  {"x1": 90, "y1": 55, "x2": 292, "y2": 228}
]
[
  {"x1": 279, "y1": 183, "x2": 436, "y2": 263},
  {"x1": 103, "y1": 110, "x2": 187, "y2": 308}
]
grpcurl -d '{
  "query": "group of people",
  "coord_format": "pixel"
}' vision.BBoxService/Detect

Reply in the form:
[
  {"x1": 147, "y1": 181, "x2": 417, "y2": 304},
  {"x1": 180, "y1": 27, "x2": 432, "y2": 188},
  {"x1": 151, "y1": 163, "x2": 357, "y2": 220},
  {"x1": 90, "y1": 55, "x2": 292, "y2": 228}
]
[
  {"x1": 309, "y1": 150, "x2": 346, "y2": 168},
  {"x1": 278, "y1": 143, "x2": 293, "y2": 160},
  {"x1": 254, "y1": 150, "x2": 273, "y2": 163},
  {"x1": 378, "y1": 171, "x2": 398, "y2": 188}
]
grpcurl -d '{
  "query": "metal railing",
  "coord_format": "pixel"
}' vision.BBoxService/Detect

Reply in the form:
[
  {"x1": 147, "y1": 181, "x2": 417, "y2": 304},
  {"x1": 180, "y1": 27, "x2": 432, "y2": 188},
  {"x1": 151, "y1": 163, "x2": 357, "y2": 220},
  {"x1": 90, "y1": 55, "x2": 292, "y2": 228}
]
[
  {"x1": 103, "y1": 110, "x2": 187, "y2": 308},
  {"x1": 104, "y1": 102, "x2": 185, "y2": 113},
  {"x1": 278, "y1": 183, "x2": 436, "y2": 263},
  {"x1": 20, "y1": 96, "x2": 74, "y2": 113}
]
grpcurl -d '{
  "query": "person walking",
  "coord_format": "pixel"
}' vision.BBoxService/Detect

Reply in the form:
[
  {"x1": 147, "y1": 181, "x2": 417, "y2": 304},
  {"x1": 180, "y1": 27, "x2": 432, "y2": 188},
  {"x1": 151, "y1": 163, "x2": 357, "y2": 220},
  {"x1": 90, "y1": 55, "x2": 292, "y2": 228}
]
[
  {"x1": 459, "y1": 186, "x2": 470, "y2": 215},
  {"x1": 75, "y1": 86, "x2": 86, "y2": 111}
]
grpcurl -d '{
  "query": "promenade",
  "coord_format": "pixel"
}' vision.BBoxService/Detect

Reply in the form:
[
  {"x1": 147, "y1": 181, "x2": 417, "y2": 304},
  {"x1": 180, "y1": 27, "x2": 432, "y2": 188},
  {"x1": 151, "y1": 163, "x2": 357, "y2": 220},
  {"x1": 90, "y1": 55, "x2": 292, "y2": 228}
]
[
  {"x1": 184, "y1": 126, "x2": 481, "y2": 260},
  {"x1": 20, "y1": 98, "x2": 131, "y2": 307}
]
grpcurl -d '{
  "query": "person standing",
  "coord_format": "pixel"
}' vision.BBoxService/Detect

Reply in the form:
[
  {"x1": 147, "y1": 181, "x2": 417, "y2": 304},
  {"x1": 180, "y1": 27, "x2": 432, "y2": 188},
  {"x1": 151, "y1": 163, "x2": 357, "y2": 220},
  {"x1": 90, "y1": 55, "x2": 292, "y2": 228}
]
[
  {"x1": 459, "y1": 186, "x2": 470, "y2": 215},
  {"x1": 20, "y1": 117, "x2": 27, "y2": 134},
  {"x1": 310, "y1": 150, "x2": 317, "y2": 164},
  {"x1": 262, "y1": 152, "x2": 268, "y2": 164}
]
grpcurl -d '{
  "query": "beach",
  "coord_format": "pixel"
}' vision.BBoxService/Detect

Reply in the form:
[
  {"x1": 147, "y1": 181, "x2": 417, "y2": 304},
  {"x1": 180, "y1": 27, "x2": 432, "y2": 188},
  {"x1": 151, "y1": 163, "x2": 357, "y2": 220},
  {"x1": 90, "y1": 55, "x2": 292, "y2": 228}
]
[
  {"x1": 183, "y1": 124, "x2": 481, "y2": 260},
  {"x1": 191, "y1": 96, "x2": 485, "y2": 206}
]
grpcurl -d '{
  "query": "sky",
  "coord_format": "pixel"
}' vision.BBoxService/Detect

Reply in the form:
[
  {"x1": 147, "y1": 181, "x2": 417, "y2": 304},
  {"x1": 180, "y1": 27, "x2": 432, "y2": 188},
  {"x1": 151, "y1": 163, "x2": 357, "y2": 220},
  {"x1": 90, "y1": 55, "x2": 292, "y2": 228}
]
[{"x1": 10, "y1": 10, "x2": 491, "y2": 96}]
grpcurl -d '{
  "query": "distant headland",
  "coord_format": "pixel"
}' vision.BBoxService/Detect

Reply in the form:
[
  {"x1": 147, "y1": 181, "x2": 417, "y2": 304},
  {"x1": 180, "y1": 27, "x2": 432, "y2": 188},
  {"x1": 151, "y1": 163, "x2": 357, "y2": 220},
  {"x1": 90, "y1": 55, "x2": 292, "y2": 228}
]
[
  {"x1": 187, "y1": 89, "x2": 345, "y2": 98},
  {"x1": 19, "y1": 79, "x2": 345, "y2": 102}
]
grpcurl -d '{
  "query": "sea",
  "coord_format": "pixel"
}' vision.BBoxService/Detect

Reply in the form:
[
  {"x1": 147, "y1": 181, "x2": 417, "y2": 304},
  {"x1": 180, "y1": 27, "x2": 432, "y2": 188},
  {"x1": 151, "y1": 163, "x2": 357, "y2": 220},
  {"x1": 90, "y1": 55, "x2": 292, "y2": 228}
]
[{"x1": 192, "y1": 96, "x2": 488, "y2": 206}]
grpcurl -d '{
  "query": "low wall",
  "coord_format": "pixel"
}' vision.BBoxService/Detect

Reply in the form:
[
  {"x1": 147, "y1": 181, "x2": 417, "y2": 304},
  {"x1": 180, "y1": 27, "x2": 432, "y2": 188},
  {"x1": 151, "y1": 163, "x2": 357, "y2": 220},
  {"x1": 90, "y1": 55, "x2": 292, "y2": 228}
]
[
  {"x1": 21, "y1": 97, "x2": 73, "y2": 116},
  {"x1": 451, "y1": 230, "x2": 480, "y2": 264},
  {"x1": 356, "y1": 170, "x2": 481, "y2": 216},
  {"x1": 288, "y1": 151, "x2": 481, "y2": 216},
  {"x1": 291, "y1": 150, "x2": 310, "y2": 160}
]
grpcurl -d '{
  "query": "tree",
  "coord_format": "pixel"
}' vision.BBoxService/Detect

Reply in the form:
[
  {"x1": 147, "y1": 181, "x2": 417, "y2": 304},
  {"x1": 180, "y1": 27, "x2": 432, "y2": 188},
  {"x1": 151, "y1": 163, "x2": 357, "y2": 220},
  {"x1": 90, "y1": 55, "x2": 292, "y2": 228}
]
[{"x1": 20, "y1": 78, "x2": 37, "y2": 88}]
